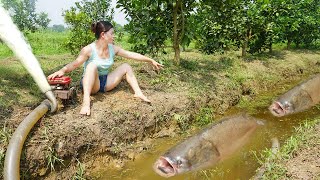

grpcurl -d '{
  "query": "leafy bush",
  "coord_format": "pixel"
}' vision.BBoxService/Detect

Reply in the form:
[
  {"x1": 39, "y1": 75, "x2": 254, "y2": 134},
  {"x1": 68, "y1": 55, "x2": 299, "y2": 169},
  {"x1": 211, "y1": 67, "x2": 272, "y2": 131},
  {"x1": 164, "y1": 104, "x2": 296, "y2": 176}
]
[{"x1": 63, "y1": 0, "x2": 114, "y2": 55}]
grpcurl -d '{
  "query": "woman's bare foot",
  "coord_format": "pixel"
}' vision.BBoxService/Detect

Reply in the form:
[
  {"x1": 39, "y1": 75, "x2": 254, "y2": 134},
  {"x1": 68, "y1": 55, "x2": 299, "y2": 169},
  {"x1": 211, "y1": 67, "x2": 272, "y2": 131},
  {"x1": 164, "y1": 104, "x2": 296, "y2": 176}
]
[
  {"x1": 80, "y1": 104, "x2": 91, "y2": 116},
  {"x1": 80, "y1": 96, "x2": 91, "y2": 115},
  {"x1": 134, "y1": 93, "x2": 151, "y2": 103}
]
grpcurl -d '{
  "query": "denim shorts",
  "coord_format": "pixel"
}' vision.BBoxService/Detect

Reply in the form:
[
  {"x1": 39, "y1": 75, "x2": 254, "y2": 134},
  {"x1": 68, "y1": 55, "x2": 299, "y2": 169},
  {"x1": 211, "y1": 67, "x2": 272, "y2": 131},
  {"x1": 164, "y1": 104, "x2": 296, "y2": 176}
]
[{"x1": 80, "y1": 74, "x2": 108, "y2": 93}]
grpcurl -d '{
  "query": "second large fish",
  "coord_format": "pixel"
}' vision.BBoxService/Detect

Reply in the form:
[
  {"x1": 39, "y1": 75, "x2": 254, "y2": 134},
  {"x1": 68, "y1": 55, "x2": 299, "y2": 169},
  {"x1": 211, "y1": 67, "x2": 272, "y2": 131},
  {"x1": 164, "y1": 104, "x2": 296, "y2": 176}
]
[
  {"x1": 269, "y1": 73, "x2": 320, "y2": 117},
  {"x1": 153, "y1": 114, "x2": 264, "y2": 177}
]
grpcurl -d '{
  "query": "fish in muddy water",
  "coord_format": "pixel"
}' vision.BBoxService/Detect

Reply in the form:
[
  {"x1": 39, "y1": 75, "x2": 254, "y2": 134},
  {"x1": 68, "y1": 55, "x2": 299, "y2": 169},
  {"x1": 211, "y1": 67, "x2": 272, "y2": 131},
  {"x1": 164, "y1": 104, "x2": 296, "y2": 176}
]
[
  {"x1": 153, "y1": 114, "x2": 264, "y2": 177},
  {"x1": 269, "y1": 74, "x2": 320, "y2": 117}
]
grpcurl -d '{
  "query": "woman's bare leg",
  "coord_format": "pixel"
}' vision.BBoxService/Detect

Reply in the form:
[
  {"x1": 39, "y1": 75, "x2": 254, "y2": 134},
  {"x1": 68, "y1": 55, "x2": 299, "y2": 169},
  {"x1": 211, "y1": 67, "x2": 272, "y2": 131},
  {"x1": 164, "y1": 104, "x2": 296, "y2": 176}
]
[
  {"x1": 80, "y1": 63, "x2": 100, "y2": 115},
  {"x1": 106, "y1": 63, "x2": 150, "y2": 102}
]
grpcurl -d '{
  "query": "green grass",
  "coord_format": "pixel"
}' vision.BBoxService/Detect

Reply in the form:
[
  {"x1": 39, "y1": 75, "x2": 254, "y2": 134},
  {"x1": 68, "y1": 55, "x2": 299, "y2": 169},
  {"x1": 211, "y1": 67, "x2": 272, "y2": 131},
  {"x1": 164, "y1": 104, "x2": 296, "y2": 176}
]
[
  {"x1": 0, "y1": 43, "x2": 13, "y2": 59},
  {"x1": 25, "y1": 30, "x2": 70, "y2": 56},
  {"x1": 40, "y1": 126, "x2": 64, "y2": 172},
  {"x1": 0, "y1": 30, "x2": 69, "y2": 59}
]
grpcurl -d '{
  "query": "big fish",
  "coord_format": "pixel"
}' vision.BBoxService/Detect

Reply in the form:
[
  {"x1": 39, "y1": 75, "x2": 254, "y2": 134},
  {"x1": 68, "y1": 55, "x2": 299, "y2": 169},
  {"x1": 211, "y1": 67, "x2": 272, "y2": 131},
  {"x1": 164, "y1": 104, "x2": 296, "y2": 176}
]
[
  {"x1": 153, "y1": 114, "x2": 264, "y2": 177},
  {"x1": 269, "y1": 74, "x2": 320, "y2": 117}
]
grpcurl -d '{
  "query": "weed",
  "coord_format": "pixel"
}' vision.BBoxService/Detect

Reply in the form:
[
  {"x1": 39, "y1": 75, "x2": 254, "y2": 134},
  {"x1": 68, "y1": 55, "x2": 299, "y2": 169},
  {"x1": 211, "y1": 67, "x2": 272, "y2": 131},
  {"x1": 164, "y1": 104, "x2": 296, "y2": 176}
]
[
  {"x1": 41, "y1": 127, "x2": 64, "y2": 171},
  {"x1": 0, "y1": 123, "x2": 13, "y2": 180},
  {"x1": 46, "y1": 146, "x2": 64, "y2": 171},
  {"x1": 173, "y1": 113, "x2": 190, "y2": 132},
  {"x1": 194, "y1": 107, "x2": 214, "y2": 127},
  {"x1": 0, "y1": 123, "x2": 12, "y2": 146},
  {"x1": 72, "y1": 159, "x2": 86, "y2": 180},
  {"x1": 196, "y1": 167, "x2": 231, "y2": 180},
  {"x1": 0, "y1": 148, "x2": 4, "y2": 179}
]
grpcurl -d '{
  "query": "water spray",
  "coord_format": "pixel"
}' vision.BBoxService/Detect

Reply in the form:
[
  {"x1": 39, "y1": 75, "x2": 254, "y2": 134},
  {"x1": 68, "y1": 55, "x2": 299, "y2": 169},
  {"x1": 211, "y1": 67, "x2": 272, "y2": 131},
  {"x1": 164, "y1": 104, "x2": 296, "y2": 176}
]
[{"x1": 0, "y1": 6, "x2": 57, "y2": 112}]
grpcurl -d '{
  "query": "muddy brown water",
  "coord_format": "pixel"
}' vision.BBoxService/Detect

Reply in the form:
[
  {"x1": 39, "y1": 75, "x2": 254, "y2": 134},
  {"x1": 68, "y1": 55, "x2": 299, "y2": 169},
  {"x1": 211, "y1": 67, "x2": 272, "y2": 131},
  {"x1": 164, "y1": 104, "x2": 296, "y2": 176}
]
[{"x1": 93, "y1": 100, "x2": 320, "y2": 180}]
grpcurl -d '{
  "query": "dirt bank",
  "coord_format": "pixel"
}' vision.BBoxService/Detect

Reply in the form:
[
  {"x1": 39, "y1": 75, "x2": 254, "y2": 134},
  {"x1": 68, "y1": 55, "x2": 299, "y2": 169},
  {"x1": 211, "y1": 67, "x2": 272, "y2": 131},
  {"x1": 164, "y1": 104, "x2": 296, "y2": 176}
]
[
  {"x1": 284, "y1": 122, "x2": 320, "y2": 179},
  {"x1": 2, "y1": 49, "x2": 320, "y2": 179}
]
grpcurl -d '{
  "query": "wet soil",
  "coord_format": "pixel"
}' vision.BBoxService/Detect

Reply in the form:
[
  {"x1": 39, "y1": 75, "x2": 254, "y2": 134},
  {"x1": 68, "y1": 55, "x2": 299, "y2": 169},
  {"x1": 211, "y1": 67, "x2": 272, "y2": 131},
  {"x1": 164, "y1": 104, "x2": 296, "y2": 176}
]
[{"x1": 2, "y1": 50, "x2": 320, "y2": 179}]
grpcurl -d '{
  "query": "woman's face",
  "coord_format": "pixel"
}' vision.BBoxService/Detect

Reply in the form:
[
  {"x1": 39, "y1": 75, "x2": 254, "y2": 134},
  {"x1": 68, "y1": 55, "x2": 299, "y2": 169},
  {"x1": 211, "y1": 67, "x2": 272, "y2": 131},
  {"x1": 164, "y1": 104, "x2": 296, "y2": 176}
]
[{"x1": 103, "y1": 28, "x2": 114, "y2": 44}]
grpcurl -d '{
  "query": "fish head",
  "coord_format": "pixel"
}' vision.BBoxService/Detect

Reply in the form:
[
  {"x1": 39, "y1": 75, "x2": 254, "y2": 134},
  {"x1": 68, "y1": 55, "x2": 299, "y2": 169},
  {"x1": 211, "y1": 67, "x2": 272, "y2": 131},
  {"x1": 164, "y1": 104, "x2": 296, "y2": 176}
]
[
  {"x1": 269, "y1": 100, "x2": 294, "y2": 117},
  {"x1": 153, "y1": 155, "x2": 190, "y2": 177}
]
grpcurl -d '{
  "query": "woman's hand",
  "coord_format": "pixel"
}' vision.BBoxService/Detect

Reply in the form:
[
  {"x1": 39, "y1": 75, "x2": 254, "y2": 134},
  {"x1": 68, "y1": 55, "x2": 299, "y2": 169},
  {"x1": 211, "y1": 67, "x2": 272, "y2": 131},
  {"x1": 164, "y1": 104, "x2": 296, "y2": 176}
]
[
  {"x1": 47, "y1": 70, "x2": 65, "y2": 80},
  {"x1": 150, "y1": 60, "x2": 164, "y2": 71}
]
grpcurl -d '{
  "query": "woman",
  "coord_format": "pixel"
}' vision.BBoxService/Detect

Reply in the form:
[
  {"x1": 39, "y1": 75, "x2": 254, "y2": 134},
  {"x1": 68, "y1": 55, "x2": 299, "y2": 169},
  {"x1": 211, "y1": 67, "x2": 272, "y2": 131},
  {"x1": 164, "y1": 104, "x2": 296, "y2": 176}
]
[{"x1": 48, "y1": 21, "x2": 163, "y2": 116}]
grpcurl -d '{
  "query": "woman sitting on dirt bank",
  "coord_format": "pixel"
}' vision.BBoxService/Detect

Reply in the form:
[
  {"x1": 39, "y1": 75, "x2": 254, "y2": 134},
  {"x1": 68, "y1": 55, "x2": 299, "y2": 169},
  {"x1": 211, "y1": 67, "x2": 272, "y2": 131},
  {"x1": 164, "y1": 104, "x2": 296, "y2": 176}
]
[{"x1": 48, "y1": 21, "x2": 163, "y2": 116}]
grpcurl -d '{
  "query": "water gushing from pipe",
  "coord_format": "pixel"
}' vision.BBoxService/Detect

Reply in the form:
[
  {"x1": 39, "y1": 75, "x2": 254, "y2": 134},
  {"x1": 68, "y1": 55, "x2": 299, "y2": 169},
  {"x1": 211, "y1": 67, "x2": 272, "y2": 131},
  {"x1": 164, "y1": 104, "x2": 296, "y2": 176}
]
[{"x1": 0, "y1": 6, "x2": 57, "y2": 112}]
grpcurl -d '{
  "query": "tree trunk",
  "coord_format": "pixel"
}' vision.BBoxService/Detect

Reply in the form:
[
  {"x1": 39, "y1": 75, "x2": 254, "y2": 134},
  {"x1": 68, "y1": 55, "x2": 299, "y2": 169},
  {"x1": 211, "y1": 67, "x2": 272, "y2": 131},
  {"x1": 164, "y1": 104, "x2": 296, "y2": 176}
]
[
  {"x1": 173, "y1": 0, "x2": 181, "y2": 65},
  {"x1": 242, "y1": 42, "x2": 247, "y2": 57},
  {"x1": 287, "y1": 39, "x2": 292, "y2": 49},
  {"x1": 241, "y1": 28, "x2": 251, "y2": 57}
]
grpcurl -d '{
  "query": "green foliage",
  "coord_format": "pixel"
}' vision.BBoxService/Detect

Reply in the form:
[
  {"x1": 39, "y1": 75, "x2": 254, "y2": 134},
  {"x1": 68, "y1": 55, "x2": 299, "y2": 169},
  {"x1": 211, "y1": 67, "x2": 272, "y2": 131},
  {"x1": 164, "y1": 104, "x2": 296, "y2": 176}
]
[
  {"x1": 1, "y1": 0, "x2": 51, "y2": 32},
  {"x1": 0, "y1": 30, "x2": 69, "y2": 58},
  {"x1": 42, "y1": 126, "x2": 64, "y2": 172},
  {"x1": 196, "y1": 0, "x2": 320, "y2": 55},
  {"x1": 117, "y1": 0, "x2": 172, "y2": 55},
  {"x1": 36, "y1": 12, "x2": 50, "y2": 29},
  {"x1": 117, "y1": 0, "x2": 198, "y2": 63},
  {"x1": 180, "y1": 59, "x2": 198, "y2": 71},
  {"x1": 64, "y1": 0, "x2": 114, "y2": 55},
  {"x1": 196, "y1": 0, "x2": 248, "y2": 54},
  {"x1": 276, "y1": 0, "x2": 320, "y2": 48}
]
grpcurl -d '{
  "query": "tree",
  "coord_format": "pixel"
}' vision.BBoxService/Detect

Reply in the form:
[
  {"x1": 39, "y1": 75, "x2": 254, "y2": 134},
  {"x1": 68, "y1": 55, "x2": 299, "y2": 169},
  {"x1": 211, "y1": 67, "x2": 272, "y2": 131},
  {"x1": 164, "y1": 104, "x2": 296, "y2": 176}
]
[
  {"x1": 36, "y1": 12, "x2": 50, "y2": 29},
  {"x1": 50, "y1": 25, "x2": 66, "y2": 32},
  {"x1": 275, "y1": 0, "x2": 320, "y2": 48},
  {"x1": 1, "y1": 0, "x2": 50, "y2": 32},
  {"x1": 117, "y1": 0, "x2": 197, "y2": 65},
  {"x1": 64, "y1": 0, "x2": 114, "y2": 54}
]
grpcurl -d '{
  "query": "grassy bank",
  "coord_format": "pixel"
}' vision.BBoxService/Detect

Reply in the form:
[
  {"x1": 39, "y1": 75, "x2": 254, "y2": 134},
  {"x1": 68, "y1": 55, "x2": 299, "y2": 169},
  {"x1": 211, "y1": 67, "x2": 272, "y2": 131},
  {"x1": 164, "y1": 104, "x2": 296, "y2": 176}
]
[{"x1": 255, "y1": 116, "x2": 320, "y2": 179}]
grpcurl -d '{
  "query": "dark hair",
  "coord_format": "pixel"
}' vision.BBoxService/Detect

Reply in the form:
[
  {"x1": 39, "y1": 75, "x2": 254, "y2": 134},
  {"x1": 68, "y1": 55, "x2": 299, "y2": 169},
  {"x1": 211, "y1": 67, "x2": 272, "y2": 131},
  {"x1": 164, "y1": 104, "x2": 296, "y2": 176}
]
[{"x1": 91, "y1": 21, "x2": 113, "y2": 39}]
